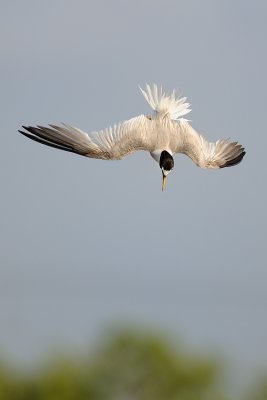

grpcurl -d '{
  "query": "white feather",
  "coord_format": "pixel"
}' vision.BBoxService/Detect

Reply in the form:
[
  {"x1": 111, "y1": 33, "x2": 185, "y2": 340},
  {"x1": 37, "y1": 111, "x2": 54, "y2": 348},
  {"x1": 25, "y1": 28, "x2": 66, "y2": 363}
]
[{"x1": 139, "y1": 83, "x2": 191, "y2": 120}]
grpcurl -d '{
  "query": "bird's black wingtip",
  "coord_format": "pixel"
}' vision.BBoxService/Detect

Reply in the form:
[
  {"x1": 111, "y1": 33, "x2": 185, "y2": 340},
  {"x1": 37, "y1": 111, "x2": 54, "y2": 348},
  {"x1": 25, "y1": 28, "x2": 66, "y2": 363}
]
[
  {"x1": 19, "y1": 126, "x2": 31, "y2": 135},
  {"x1": 18, "y1": 125, "x2": 76, "y2": 154},
  {"x1": 18, "y1": 128, "x2": 29, "y2": 136},
  {"x1": 220, "y1": 150, "x2": 246, "y2": 168}
]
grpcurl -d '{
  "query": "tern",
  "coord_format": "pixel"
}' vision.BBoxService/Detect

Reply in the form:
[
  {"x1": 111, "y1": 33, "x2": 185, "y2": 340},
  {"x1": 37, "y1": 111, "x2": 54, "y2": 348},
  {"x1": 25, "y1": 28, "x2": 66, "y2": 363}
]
[{"x1": 19, "y1": 84, "x2": 245, "y2": 190}]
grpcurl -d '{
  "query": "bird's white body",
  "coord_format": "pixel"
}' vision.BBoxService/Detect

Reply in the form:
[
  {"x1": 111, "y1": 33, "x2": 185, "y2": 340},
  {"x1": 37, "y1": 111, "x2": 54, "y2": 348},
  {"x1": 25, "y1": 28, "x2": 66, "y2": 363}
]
[{"x1": 20, "y1": 84, "x2": 245, "y2": 177}]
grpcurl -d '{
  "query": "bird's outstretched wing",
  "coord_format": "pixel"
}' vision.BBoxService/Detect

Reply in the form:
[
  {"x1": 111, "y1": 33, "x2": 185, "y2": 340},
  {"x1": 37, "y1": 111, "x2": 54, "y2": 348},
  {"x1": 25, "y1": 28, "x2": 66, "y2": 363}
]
[
  {"x1": 175, "y1": 120, "x2": 245, "y2": 169},
  {"x1": 19, "y1": 115, "x2": 152, "y2": 160}
]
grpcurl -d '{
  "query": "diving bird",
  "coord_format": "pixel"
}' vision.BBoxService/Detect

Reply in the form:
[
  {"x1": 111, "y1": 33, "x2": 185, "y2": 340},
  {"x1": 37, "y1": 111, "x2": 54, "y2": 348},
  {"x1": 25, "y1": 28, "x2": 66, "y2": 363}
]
[{"x1": 19, "y1": 84, "x2": 245, "y2": 191}]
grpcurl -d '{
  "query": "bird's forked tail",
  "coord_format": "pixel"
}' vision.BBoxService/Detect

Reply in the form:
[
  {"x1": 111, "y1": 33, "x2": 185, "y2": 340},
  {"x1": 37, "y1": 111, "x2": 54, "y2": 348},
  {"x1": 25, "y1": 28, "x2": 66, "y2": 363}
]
[{"x1": 139, "y1": 83, "x2": 191, "y2": 120}]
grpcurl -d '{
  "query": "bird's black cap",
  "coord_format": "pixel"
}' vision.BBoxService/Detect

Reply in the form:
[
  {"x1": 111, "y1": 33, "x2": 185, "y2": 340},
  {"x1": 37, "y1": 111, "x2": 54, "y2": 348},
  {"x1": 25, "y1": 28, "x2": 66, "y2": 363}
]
[{"x1": 159, "y1": 150, "x2": 174, "y2": 171}]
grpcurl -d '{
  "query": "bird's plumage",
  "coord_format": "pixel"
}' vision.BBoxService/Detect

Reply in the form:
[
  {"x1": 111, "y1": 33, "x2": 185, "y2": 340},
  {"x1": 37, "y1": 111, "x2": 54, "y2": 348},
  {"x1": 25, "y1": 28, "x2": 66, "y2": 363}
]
[
  {"x1": 173, "y1": 119, "x2": 245, "y2": 169},
  {"x1": 19, "y1": 84, "x2": 245, "y2": 171},
  {"x1": 20, "y1": 115, "x2": 152, "y2": 160},
  {"x1": 139, "y1": 84, "x2": 191, "y2": 120}
]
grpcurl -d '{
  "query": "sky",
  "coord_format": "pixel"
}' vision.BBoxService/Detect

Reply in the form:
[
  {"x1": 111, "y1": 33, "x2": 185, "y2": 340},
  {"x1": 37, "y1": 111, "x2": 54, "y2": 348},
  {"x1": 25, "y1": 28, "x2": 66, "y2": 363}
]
[{"x1": 1, "y1": 0, "x2": 267, "y2": 391}]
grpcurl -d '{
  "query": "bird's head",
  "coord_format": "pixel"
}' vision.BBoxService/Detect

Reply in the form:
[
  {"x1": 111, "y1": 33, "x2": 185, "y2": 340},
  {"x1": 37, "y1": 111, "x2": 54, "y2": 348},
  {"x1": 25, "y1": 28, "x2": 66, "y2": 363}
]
[{"x1": 159, "y1": 150, "x2": 174, "y2": 191}]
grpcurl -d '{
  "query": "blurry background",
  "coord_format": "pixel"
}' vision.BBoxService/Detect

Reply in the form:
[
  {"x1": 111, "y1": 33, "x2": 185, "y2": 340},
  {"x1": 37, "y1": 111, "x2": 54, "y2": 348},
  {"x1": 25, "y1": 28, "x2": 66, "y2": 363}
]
[{"x1": 1, "y1": 0, "x2": 267, "y2": 398}]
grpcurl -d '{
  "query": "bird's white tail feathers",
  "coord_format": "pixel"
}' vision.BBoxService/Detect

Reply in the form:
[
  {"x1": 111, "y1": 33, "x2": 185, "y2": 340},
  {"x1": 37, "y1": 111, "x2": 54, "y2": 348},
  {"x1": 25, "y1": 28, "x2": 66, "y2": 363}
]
[{"x1": 139, "y1": 83, "x2": 191, "y2": 120}]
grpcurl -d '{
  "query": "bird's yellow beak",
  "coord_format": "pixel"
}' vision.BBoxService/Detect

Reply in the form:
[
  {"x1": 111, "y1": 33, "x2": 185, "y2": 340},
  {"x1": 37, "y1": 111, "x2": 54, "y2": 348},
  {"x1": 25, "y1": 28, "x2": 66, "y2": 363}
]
[{"x1": 162, "y1": 173, "x2": 167, "y2": 191}]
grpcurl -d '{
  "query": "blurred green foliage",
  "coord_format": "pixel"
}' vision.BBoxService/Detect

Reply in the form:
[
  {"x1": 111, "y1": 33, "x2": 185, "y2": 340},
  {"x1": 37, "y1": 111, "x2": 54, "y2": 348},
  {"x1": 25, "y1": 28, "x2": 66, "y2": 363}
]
[
  {"x1": 0, "y1": 331, "x2": 266, "y2": 400},
  {"x1": 245, "y1": 380, "x2": 267, "y2": 400}
]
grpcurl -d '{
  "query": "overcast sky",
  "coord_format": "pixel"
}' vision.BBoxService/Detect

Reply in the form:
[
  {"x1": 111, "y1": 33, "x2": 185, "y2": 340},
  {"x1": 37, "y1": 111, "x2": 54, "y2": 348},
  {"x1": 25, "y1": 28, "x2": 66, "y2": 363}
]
[{"x1": 1, "y1": 0, "x2": 267, "y2": 390}]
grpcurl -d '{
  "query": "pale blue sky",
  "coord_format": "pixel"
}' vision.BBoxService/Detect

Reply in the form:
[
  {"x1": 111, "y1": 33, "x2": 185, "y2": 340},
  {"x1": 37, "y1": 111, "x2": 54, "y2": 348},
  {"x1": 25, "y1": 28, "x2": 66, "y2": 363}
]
[{"x1": 1, "y1": 0, "x2": 267, "y2": 390}]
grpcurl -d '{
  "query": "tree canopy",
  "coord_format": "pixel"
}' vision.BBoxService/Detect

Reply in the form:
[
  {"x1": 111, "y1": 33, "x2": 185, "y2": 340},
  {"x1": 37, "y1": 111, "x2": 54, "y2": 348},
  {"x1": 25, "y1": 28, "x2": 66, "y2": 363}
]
[{"x1": 0, "y1": 330, "x2": 266, "y2": 400}]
